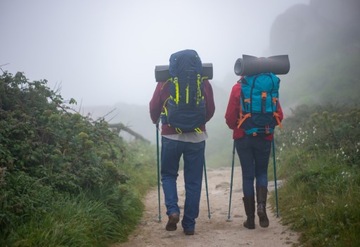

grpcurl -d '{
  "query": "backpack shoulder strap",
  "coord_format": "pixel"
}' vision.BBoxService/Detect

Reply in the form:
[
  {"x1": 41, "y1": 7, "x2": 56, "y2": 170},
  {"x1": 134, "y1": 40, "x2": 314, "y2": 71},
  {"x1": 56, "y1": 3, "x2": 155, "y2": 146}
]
[{"x1": 237, "y1": 78, "x2": 251, "y2": 129}]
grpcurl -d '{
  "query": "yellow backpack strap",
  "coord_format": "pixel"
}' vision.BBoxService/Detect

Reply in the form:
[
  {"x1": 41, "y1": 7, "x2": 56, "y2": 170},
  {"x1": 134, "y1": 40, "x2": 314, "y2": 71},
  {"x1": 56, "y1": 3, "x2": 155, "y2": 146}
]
[
  {"x1": 162, "y1": 97, "x2": 170, "y2": 117},
  {"x1": 175, "y1": 128, "x2": 182, "y2": 134},
  {"x1": 173, "y1": 77, "x2": 179, "y2": 104},
  {"x1": 160, "y1": 80, "x2": 171, "y2": 118},
  {"x1": 196, "y1": 74, "x2": 203, "y2": 105},
  {"x1": 160, "y1": 79, "x2": 170, "y2": 90}
]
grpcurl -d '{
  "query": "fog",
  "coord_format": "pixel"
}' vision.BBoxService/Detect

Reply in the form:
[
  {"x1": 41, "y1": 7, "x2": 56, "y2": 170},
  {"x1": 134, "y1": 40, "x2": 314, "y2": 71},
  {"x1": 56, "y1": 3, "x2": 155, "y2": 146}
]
[{"x1": 0, "y1": 0, "x2": 309, "y2": 107}]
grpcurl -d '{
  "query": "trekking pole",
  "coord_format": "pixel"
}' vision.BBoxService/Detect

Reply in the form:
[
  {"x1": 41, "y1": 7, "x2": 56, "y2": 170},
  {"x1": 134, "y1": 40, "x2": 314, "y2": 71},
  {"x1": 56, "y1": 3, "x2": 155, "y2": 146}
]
[
  {"x1": 156, "y1": 124, "x2": 162, "y2": 222},
  {"x1": 203, "y1": 159, "x2": 211, "y2": 219},
  {"x1": 227, "y1": 140, "x2": 236, "y2": 222},
  {"x1": 272, "y1": 139, "x2": 280, "y2": 217}
]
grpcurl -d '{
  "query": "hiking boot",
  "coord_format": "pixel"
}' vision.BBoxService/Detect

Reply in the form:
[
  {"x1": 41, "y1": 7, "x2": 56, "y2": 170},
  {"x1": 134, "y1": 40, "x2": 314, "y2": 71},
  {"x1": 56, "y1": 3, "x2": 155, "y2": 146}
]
[
  {"x1": 256, "y1": 186, "x2": 269, "y2": 228},
  {"x1": 243, "y1": 196, "x2": 255, "y2": 229},
  {"x1": 166, "y1": 213, "x2": 179, "y2": 231}
]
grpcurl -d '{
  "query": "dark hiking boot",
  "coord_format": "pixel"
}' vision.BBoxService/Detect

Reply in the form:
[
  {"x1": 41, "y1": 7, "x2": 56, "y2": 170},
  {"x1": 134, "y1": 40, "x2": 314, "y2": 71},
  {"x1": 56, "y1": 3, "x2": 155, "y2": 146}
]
[
  {"x1": 243, "y1": 196, "x2": 255, "y2": 229},
  {"x1": 257, "y1": 186, "x2": 269, "y2": 228},
  {"x1": 166, "y1": 213, "x2": 180, "y2": 231}
]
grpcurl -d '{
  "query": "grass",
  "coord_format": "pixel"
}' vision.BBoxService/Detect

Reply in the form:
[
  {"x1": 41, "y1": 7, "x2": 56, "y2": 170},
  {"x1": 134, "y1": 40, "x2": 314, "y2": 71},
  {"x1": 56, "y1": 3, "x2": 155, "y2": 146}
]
[
  {"x1": 2, "y1": 179, "x2": 148, "y2": 247},
  {"x1": 269, "y1": 105, "x2": 360, "y2": 247},
  {"x1": 0, "y1": 141, "x2": 156, "y2": 247}
]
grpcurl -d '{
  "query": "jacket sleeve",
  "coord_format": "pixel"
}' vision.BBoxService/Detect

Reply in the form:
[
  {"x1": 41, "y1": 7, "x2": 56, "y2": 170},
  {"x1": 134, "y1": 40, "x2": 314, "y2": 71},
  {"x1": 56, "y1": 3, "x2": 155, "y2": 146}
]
[
  {"x1": 203, "y1": 80, "x2": 215, "y2": 122},
  {"x1": 225, "y1": 83, "x2": 240, "y2": 130},
  {"x1": 149, "y1": 82, "x2": 166, "y2": 124}
]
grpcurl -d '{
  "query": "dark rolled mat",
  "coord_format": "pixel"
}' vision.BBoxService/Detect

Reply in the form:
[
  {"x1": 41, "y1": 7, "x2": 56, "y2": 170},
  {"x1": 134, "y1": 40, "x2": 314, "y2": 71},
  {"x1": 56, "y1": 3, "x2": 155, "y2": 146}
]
[
  {"x1": 234, "y1": 55, "x2": 290, "y2": 76},
  {"x1": 155, "y1": 63, "x2": 213, "y2": 82}
]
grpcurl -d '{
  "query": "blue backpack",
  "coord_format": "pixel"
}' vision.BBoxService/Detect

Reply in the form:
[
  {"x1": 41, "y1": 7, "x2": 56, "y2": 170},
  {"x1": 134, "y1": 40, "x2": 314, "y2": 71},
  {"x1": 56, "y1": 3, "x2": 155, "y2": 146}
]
[
  {"x1": 161, "y1": 49, "x2": 207, "y2": 133},
  {"x1": 237, "y1": 72, "x2": 281, "y2": 135}
]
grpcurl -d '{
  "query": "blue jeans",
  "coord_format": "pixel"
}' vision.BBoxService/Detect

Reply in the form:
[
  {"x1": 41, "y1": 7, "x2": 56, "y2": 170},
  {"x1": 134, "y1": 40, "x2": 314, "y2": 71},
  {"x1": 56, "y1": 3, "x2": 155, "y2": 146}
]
[
  {"x1": 235, "y1": 136, "x2": 271, "y2": 197},
  {"x1": 161, "y1": 137, "x2": 205, "y2": 231}
]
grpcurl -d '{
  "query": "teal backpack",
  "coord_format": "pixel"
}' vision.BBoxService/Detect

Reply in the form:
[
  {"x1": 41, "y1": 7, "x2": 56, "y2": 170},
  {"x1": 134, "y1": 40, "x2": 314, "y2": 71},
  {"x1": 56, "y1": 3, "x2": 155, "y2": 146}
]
[{"x1": 237, "y1": 72, "x2": 282, "y2": 135}]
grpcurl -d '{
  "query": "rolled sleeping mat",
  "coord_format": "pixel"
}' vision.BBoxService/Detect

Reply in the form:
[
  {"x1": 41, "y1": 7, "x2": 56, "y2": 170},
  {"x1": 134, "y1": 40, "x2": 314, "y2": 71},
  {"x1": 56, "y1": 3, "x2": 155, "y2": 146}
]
[
  {"x1": 234, "y1": 54, "x2": 290, "y2": 76},
  {"x1": 155, "y1": 63, "x2": 213, "y2": 82}
]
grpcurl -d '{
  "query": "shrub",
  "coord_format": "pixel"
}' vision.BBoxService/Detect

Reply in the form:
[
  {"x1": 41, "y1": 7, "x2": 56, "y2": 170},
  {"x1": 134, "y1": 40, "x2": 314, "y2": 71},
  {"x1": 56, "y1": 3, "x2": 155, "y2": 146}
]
[
  {"x1": 0, "y1": 72, "x2": 156, "y2": 246},
  {"x1": 272, "y1": 104, "x2": 360, "y2": 247}
]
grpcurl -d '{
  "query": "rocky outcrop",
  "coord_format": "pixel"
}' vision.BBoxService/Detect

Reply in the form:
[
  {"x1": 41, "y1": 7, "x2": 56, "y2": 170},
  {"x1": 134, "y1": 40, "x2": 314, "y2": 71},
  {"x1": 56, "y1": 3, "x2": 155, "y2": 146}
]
[{"x1": 270, "y1": 0, "x2": 360, "y2": 58}]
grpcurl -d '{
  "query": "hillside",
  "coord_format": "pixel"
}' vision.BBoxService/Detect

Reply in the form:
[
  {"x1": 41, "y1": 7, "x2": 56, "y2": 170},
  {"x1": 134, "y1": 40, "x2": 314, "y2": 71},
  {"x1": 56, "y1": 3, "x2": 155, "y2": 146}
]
[{"x1": 269, "y1": 0, "x2": 360, "y2": 108}]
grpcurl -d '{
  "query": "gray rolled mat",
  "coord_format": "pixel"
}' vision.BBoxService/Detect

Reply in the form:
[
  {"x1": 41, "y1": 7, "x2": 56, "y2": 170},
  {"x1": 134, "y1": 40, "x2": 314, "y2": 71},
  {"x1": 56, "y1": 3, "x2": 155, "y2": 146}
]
[
  {"x1": 234, "y1": 55, "x2": 290, "y2": 76},
  {"x1": 155, "y1": 63, "x2": 213, "y2": 82}
]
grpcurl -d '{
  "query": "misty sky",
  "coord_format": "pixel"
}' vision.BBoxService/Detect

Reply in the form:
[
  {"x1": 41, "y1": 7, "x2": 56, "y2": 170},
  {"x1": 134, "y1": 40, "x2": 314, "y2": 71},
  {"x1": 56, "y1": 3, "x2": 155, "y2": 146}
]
[{"x1": 0, "y1": 0, "x2": 310, "y2": 107}]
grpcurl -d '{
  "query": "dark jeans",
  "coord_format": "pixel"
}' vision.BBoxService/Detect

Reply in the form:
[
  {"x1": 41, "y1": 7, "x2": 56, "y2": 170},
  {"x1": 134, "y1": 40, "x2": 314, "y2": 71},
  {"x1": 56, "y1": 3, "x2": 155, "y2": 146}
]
[
  {"x1": 161, "y1": 137, "x2": 205, "y2": 231},
  {"x1": 235, "y1": 136, "x2": 271, "y2": 197}
]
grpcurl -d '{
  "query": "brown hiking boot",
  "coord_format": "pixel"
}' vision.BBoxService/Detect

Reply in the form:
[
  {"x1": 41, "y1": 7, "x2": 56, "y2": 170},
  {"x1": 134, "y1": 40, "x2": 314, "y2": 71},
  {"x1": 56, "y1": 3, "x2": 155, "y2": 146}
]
[{"x1": 166, "y1": 213, "x2": 179, "y2": 231}]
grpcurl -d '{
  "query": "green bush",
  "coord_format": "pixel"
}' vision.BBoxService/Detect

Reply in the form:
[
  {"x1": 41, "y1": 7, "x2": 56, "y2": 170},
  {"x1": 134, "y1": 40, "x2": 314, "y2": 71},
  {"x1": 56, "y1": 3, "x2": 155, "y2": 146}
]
[
  {"x1": 0, "y1": 72, "x2": 156, "y2": 246},
  {"x1": 272, "y1": 104, "x2": 360, "y2": 247}
]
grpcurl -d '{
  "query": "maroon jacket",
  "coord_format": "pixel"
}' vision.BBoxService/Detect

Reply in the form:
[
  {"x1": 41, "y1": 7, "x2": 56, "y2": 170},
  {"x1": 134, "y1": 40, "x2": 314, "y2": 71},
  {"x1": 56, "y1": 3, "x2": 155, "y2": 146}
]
[
  {"x1": 149, "y1": 80, "x2": 215, "y2": 135},
  {"x1": 225, "y1": 81, "x2": 283, "y2": 141}
]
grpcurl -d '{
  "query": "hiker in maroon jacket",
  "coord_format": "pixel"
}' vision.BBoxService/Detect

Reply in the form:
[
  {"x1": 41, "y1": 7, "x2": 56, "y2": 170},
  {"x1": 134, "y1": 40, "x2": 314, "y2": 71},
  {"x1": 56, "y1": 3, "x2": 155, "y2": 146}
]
[
  {"x1": 225, "y1": 78, "x2": 283, "y2": 229},
  {"x1": 150, "y1": 50, "x2": 215, "y2": 235}
]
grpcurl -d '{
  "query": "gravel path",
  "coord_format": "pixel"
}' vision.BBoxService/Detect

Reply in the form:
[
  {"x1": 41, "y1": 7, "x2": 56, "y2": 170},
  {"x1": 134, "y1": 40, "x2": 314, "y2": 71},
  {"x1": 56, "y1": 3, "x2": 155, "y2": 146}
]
[{"x1": 113, "y1": 166, "x2": 298, "y2": 247}]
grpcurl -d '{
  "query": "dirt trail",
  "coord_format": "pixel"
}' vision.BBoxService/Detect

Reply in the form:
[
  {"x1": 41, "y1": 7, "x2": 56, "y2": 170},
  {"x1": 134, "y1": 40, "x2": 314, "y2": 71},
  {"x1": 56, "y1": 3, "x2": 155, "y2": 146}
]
[{"x1": 113, "y1": 167, "x2": 299, "y2": 247}]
